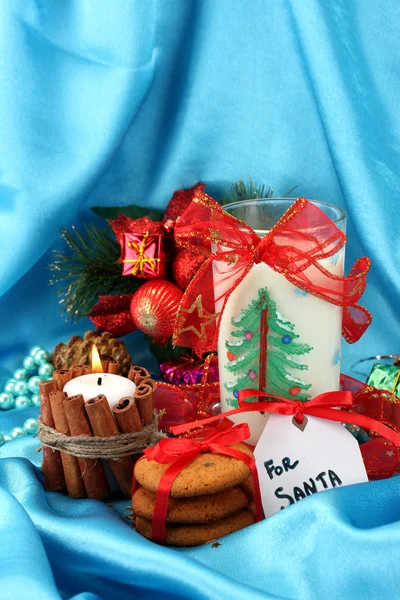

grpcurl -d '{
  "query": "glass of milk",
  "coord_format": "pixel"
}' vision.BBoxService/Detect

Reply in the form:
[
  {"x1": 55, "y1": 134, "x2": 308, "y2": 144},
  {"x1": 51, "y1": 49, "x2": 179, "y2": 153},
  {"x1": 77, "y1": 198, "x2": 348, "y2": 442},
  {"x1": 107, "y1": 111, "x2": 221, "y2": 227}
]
[{"x1": 214, "y1": 198, "x2": 346, "y2": 445}]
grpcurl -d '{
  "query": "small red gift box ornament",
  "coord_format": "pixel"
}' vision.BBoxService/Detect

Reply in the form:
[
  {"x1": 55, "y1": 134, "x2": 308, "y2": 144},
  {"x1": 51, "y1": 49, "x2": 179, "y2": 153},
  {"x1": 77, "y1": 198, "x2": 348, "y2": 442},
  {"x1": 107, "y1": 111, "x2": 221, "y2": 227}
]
[
  {"x1": 121, "y1": 230, "x2": 169, "y2": 279},
  {"x1": 109, "y1": 214, "x2": 171, "y2": 280}
]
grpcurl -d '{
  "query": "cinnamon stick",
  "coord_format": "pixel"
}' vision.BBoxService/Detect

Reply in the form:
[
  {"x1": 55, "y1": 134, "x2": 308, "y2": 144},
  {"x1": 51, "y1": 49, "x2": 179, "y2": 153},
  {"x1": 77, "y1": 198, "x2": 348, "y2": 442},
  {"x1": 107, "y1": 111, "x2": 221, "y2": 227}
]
[
  {"x1": 40, "y1": 380, "x2": 66, "y2": 491},
  {"x1": 81, "y1": 365, "x2": 92, "y2": 375},
  {"x1": 63, "y1": 394, "x2": 110, "y2": 500},
  {"x1": 141, "y1": 378, "x2": 157, "y2": 390},
  {"x1": 134, "y1": 379, "x2": 156, "y2": 425},
  {"x1": 71, "y1": 365, "x2": 84, "y2": 379},
  {"x1": 85, "y1": 395, "x2": 133, "y2": 498},
  {"x1": 100, "y1": 355, "x2": 119, "y2": 374},
  {"x1": 113, "y1": 397, "x2": 142, "y2": 433},
  {"x1": 107, "y1": 360, "x2": 119, "y2": 375},
  {"x1": 128, "y1": 365, "x2": 150, "y2": 385},
  {"x1": 52, "y1": 369, "x2": 73, "y2": 391},
  {"x1": 100, "y1": 356, "x2": 110, "y2": 373},
  {"x1": 49, "y1": 391, "x2": 86, "y2": 499}
]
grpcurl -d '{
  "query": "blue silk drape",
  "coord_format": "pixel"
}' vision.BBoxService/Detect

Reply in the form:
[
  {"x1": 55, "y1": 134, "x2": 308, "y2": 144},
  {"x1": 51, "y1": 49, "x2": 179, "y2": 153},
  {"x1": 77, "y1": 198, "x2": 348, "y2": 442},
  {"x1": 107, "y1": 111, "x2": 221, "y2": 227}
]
[{"x1": 1, "y1": 1, "x2": 399, "y2": 598}]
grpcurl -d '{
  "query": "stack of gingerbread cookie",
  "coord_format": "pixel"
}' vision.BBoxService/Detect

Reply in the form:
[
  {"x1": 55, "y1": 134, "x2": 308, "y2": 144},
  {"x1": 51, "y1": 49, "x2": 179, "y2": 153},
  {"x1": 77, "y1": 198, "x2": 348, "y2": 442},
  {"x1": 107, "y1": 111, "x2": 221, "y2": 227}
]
[{"x1": 133, "y1": 442, "x2": 256, "y2": 546}]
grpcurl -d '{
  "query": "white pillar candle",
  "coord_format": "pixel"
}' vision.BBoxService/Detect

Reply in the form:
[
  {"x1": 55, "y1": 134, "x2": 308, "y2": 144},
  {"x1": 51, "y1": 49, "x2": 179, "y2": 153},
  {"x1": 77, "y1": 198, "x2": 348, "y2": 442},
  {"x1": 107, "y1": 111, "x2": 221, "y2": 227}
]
[
  {"x1": 214, "y1": 199, "x2": 346, "y2": 445},
  {"x1": 63, "y1": 373, "x2": 136, "y2": 409}
]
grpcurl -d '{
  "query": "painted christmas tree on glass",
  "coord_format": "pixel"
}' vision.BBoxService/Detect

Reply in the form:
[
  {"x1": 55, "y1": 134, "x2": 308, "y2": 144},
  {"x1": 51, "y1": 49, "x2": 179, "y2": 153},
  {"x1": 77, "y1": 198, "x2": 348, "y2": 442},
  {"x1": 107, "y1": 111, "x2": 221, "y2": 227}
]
[{"x1": 225, "y1": 287, "x2": 313, "y2": 406}]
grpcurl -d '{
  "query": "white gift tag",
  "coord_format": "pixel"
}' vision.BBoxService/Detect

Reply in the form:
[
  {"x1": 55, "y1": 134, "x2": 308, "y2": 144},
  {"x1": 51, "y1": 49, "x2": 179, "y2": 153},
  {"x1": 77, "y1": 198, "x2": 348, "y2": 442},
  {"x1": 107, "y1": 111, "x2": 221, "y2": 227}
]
[{"x1": 254, "y1": 413, "x2": 368, "y2": 518}]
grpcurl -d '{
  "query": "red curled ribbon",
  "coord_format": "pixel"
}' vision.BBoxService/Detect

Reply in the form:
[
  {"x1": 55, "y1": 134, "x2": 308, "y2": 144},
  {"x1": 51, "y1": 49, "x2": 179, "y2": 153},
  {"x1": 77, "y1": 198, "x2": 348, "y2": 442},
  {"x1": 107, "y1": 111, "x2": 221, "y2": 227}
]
[
  {"x1": 171, "y1": 390, "x2": 400, "y2": 449},
  {"x1": 172, "y1": 192, "x2": 371, "y2": 356},
  {"x1": 136, "y1": 421, "x2": 263, "y2": 543}
]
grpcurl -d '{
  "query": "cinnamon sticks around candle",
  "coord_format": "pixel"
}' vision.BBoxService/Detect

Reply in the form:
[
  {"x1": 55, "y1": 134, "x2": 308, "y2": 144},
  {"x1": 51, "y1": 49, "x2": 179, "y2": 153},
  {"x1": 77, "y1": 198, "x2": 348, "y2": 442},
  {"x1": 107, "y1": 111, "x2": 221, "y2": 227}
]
[
  {"x1": 71, "y1": 365, "x2": 88, "y2": 379},
  {"x1": 100, "y1": 355, "x2": 120, "y2": 374},
  {"x1": 113, "y1": 398, "x2": 142, "y2": 433},
  {"x1": 128, "y1": 365, "x2": 150, "y2": 385},
  {"x1": 85, "y1": 395, "x2": 133, "y2": 498},
  {"x1": 134, "y1": 379, "x2": 156, "y2": 425},
  {"x1": 49, "y1": 391, "x2": 86, "y2": 498},
  {"x1": 64, "y1": 394, "x2": 110, "y2": 500},
  {"x1": 52, "y1": 369, "x2": 73, "y2": 390},
  {"x1": 40, "y1": 380, "x2": 66, "y2": 491},
  {"x1": 106, "y1": 360, "x2": 119, "y2": 375}
]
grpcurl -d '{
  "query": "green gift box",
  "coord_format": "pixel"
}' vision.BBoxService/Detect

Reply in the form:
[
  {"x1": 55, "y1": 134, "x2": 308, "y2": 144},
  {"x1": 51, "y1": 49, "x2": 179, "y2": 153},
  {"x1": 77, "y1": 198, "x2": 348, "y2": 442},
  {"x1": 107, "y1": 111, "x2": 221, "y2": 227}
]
[{"x1": 367, "y1": 363, "x2": 400, "y2": 395}]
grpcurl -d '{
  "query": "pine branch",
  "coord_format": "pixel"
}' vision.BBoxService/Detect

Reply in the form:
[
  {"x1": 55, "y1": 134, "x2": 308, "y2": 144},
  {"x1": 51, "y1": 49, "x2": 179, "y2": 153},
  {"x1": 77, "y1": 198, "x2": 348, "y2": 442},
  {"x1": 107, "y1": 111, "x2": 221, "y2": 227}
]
[
  {"x1": 49, "y1": 223, "x2": 140, "y2": 322},
  {"x1": 146, "y1": 337, "x2": 188, "y2": 363},
  {"x1": 221, "y1": 177, "x2": 274, "y2": 205}
]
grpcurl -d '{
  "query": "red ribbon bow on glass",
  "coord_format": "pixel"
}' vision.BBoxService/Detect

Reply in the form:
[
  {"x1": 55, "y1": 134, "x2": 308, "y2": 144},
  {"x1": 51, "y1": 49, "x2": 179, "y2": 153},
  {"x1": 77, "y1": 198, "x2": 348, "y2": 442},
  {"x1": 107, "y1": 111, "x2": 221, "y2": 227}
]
[
  {"x1": 172, "y1": 192, "x2": 371, "y2": 356},
  {"x1": 137, "y1": 422, "x2": 263, "y2": 543}
]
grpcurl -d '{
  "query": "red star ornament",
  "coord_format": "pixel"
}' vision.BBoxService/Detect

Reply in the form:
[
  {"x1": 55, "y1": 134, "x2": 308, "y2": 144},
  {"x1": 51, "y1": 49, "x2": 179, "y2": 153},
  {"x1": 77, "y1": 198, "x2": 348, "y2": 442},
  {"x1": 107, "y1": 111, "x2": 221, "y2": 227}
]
[{"x1": 174, "y1": 295, "x2": 219, "y2": 355}]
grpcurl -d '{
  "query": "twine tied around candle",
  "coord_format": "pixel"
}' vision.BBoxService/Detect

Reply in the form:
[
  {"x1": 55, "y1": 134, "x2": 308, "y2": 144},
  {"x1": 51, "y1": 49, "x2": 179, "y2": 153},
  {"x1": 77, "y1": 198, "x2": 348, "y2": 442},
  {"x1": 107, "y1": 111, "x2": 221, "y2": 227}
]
[{"x1": 37, "y1": 411, "x2": 166, "y2": 460}]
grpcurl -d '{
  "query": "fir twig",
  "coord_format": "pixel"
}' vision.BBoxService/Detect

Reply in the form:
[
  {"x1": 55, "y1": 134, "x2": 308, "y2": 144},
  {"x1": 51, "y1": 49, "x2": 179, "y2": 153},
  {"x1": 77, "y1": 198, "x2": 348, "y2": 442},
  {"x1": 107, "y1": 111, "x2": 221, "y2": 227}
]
[
  {"x1": 282, "y1": 185, "x2": 298, "y2": 197},
  {"x1": 49, "y1": 223, "x2": 140, "y2": 322},
  {"x1": 221, "y1": 177, "x2": 274, "y2": 205}
]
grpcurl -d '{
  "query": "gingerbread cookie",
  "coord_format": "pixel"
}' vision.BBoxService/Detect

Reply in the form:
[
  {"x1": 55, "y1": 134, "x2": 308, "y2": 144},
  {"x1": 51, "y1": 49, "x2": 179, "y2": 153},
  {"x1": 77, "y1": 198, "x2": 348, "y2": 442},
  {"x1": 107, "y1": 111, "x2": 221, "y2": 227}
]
[
  {"x1": 134, "y1": 442, "x2": 253, "y2": 497},
  {"x1": 135, "y1": 509, "x2": 255, "y2": 546},
  {"x1": 132, "y1": 485, "x2": 249, "y2": 523},
  {"x1": 240, "y1": 474, "x2": 254, "y2": 499},
  {"x1": 248, "y1": 501, "x2": 257, "y2": 520}
]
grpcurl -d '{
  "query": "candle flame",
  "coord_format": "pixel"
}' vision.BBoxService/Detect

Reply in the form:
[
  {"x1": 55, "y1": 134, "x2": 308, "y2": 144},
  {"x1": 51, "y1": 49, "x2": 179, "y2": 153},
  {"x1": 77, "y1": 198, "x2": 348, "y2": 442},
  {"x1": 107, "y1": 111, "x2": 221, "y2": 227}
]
[{"x1": 91, "y1": 345, "x2": 103, "y2": 373}]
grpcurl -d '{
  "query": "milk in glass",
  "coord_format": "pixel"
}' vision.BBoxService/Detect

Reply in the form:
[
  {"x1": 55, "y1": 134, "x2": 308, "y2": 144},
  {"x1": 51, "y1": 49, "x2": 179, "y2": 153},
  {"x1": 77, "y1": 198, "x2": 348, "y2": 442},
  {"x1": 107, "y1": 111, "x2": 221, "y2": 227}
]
[{"x1": 213, "y1": 199, "x2": 346, "y2": 445}]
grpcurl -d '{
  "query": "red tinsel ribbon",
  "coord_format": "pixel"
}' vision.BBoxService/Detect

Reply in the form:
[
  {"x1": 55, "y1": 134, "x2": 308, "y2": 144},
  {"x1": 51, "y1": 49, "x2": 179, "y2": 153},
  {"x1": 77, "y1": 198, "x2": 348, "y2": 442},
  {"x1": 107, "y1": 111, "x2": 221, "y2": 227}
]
[
  {"x1": 173, "y1": 192, "x2": 372, "y2": 356},
  {"x1": 361, "y1": 437, "x2": 400, "y2": 480},
  {"x1": 154, "y1": 380, "x2": 220, "y2": 432},
  {"x1": 171, "y1": 390, "x2": 400, "y2": 449},
  {"x1": 136, "y1": 421, "x2": 263, "y2": 543},
  {"x1": 341, "y1": 373, "x2": 400, "y2": 436},
  {"x1": 155, "y1": 352, "x2": 221, "y2": 433}
]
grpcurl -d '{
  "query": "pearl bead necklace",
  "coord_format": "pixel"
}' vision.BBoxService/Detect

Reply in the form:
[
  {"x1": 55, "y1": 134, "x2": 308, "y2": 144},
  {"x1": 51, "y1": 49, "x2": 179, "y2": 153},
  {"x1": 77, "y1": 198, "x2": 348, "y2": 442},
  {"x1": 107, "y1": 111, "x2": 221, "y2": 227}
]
[{"x1": 0, "y1": 345, "x2": 54, "y2": 446}]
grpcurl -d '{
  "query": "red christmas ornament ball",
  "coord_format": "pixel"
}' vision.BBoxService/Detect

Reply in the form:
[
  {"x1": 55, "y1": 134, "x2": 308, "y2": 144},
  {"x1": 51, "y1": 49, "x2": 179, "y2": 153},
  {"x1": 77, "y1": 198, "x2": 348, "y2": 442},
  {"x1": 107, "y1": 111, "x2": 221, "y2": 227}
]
[
  {"x1": 130, "y1": 280, "x2": 183, "y2": 342},
  {"x1": 173, "y1": 249, "x2": 205, "y2": 290},
  {"x1": 227, "y1": 351, "x2": 236, "y2": 362},
  {"x1": 289, "y1": 386, "x2": 301, "y2": 396}
]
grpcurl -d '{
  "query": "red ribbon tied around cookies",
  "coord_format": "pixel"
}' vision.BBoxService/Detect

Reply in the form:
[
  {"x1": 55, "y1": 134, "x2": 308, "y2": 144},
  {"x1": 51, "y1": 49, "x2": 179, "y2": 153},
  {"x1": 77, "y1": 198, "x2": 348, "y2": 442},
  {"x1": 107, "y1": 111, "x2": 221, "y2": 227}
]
[
  {"x1": 142, "y1": 422, "x2": 263, "y2": 543},
  {"x1": 173, "y1": 192, "x2": 371, "y2": 356}
]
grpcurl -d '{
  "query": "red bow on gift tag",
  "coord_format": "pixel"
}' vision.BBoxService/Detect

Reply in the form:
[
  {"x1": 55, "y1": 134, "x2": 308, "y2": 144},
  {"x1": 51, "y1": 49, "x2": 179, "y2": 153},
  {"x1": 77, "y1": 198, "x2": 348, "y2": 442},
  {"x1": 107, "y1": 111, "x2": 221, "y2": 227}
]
[
  {"x1": 136, "y1": 422, "x2": 263, "y2": 543},
  {"x1": 173, "y1": 193, "x2": 371, "y2": 356},
  {"x1": 172, "y1": 389, "x2": 400, "y2": 450}
]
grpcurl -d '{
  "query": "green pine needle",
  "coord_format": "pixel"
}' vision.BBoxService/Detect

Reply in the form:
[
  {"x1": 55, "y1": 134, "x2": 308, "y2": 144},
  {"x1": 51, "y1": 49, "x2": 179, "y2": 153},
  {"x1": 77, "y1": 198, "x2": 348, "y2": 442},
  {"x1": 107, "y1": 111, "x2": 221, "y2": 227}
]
[
  {"x1": 49, "y1": 223, "x2": 140, "y2": 322},
  {"x1": 221, "y1": 178, "x2": 298, "y2": 205},
  {"x1": 221, "y1": 177, "x2": 274, "y2": 205}
]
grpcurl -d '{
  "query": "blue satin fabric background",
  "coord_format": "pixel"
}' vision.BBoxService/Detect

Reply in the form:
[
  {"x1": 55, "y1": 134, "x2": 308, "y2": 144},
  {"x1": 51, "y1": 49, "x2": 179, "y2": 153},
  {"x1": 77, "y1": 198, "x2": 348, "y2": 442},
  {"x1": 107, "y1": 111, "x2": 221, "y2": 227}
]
[{"x1": 0, "y1": 1, "x2": 399, "y2": 598}]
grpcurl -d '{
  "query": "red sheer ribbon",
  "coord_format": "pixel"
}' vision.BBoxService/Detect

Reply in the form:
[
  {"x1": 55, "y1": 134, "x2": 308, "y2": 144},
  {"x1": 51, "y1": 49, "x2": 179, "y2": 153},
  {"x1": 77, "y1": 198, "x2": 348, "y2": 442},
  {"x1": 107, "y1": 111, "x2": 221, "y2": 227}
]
[
  {"x1": 171, "y1": 390, "x2": 400, "y2": 449},
  {"x1": 135, "y1": 422, "x2": 263, "y2": 543},
  {"x1": 173, "y1": 192, "x2": 371, "y2": 356},
  {"x1": 360, "y1": 437, "x2": 400, "y2": 480}
]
